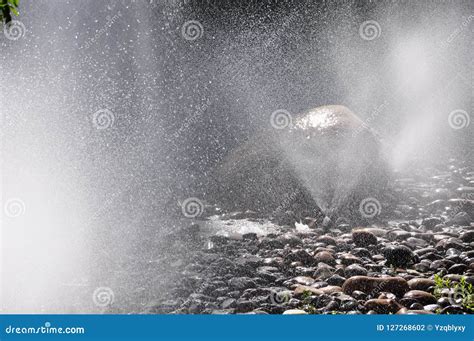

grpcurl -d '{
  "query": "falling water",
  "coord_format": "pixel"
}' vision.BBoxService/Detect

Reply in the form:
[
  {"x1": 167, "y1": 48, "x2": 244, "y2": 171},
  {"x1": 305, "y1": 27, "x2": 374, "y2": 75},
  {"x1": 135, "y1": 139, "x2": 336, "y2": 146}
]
[{"x1": 1, "y1": 0, "x2": 472, "y2": 313}]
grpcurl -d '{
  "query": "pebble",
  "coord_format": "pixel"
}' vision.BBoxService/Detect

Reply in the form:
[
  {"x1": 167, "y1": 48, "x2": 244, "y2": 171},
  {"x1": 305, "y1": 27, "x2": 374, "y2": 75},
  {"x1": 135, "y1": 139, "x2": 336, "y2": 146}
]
[
  {"x1": 344, "y1": 264, "x2": 368, "y2": 277},
  {"x1": 161, "y1": 160, "x2": 473, "y2": 315},
  {"x1": 364, "y1": 299, "x2": 403, "y2": 314},
  {"x1": 460, "y1": 231, "x2": 474, "y2": 243},
  {"x1": 448, "y1": 212, "x2": 471, "y2": 226},
  {"x1": 342, "y1": 276, "x2": 409, "y2": 297},
  {"x1": 327, "y1": 274, "x2": 346, "y2": 286},
  {"x1": 403, "y1": 290, "x2": 437, "y2": 305},
  {"x1": 314, "y1": 251, "x2": 336, "y2": 265},
  {"x1": 316, "y1": 235, "x2": 337, "y2": 246},
  {"x1": 407, "y1": 278, "x2": 435, "y2": 291},
  {"x1": 383, "y1": 245, "x2": 416, "y2": 268},
  {"x1": 352, "y1": 230, "x2": 377, "y2": 247}
]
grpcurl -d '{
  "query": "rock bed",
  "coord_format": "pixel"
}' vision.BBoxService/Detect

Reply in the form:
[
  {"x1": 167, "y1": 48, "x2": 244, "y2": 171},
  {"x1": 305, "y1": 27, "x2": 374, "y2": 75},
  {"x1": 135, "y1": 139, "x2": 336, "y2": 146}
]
[{"x1": 151, "y1": 160, "x2": 474, "y2": 314}]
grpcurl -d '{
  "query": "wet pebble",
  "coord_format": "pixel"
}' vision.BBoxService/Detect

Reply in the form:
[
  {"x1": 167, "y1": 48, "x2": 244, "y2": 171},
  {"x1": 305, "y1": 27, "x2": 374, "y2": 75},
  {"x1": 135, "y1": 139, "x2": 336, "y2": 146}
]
[{"x1": 352, "y1": 230, "x2": 377, "y2": 247}]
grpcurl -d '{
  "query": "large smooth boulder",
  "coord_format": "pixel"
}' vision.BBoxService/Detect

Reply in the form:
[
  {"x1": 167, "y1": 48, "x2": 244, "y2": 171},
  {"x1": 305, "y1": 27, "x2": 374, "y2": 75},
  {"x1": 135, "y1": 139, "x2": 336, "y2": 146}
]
[{"x1": 209, "y1": 105, "x2": 390, "y2": 221}]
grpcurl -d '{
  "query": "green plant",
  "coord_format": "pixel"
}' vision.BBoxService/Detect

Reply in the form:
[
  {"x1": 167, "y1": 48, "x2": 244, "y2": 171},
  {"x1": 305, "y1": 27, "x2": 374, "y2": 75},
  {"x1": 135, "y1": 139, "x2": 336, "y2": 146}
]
[
  {"x1": 433, "y1": 274, "x2": 474, "y2": 312},
  {"x1": 0, "y1": 0, "x2": 19, "y2": 24}
]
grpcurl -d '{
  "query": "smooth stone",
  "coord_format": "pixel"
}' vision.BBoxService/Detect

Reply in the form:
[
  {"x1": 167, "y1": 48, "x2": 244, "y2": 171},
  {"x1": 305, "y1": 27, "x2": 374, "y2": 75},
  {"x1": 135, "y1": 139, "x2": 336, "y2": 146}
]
[
  {"x1": 383, "y1": 245, "x2": 416, "y2": 268},
  {"x1": 339, "y1": 253, "x2": 363, "y2": 265},
  {"x1": 448, "y1": 212, "x2": 471, "y2": 226},
  {"x1": 448, "y1": 263, "x2": 468, "y2": 274},
  {"x1": 314, "y1": 251, "x2": 336, "y2": 265},
  {"x1": 407, "y1": 278, "x2": 435, "y2": 291},
  {"x1": 352, "y1": 230, "x2": 377, "y2": 247},
  {"x1": 342, "y1": 276, "x2": 409, "y2": 297},
  {"x1": 327, "y1": 275, "x2": 346, "y2": 286},
  {"x1": 211, "y1": 105, "x2": 389, "y2": 217},
  {"x1": 364, "y1": 299, "x2": 403, "y2": 314},
  {"x1": 403, "y1": 290, "x2": 437, "y2": 305},
  {"x1": 422, "y1": 217, "x2": 443, "y2": 228},
  {"x1": 352, "y1": 248, "x2": 372, "y2": 258},
  {"x1": 409, "y1": 303, "x2": 424, "y2": 310},
  {"x1": 316, "y1": 235, "x2": 337, "y2": 246},
  {"x1": 351, "y1": 290, "x2": 367, "y2": 300},
  {"x1": 344, "y1": 264, "x2": 368, "y2": 277},
  {"x1": 292, "y1": 276, "x2": 315, "y2": 286},
  {"x1": 460, "y1": 231, "x2": 474, "y2": 243},
  {"x1": 440, "y1": 305, "x2": 465, "y2": 314}
]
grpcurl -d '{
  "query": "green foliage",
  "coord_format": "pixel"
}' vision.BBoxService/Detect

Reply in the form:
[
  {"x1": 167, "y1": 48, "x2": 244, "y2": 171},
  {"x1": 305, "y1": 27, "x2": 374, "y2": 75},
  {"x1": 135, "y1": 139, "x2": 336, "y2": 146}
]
[
  {"x1": 0, "y1": 0, "x2": 20, "y2": 24},
  {"x1": 433, "y1": 274, "x2": 474, "y2": 312}
]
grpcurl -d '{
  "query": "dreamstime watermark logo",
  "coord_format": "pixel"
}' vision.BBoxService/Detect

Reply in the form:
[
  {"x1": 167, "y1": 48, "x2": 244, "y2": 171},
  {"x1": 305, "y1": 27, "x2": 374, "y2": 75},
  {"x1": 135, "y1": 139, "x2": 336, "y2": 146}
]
[
  {"x1": 352, "y1": 100, "x2": 388, "y2": 138},
  {"x1": 359, "y1": 197, "x2": 381, "y2": 218},
  {"x1": 181, "y1": 197, "x2": 204, "y2": 218},
  {"x1": 4, "y1": 198, "x2": 26, "y2": 218},
  {"x1": 181, "y1": 20, "x2": 204, "y2": 41},
  {"x1": 448, "y1": 109, "x2": 470, "y2": 130},
  {"x1": 269, "y1": 290, "x2": 291, "y2": 305},
  {"x1": 174, "y1": 98, "x2": 211, "y2": 138},
  {"x1": 359, "y1": 20, "x2": 381, "y2": 41},
  {"x1": 270, "y1": 109, "x2": 292, "y2": 129},
  {"x1": 444, "y1": 15, "x2": 474, "y2": 46},
  {"x1": 92, "y1": 287, "x2": 115, "y2": 307},
  {"x1": 92, "y1": 109, "x2": 115, "y2": 130},
  {"x1": 3, "y1": 20, "x2": 26, "y2": 40},
  {"x1": 272, "y1": 190, "x2": 299, "y2": 217},
  {"x1": 83, "y1": 12, "x2": 123, "y2": 49}
]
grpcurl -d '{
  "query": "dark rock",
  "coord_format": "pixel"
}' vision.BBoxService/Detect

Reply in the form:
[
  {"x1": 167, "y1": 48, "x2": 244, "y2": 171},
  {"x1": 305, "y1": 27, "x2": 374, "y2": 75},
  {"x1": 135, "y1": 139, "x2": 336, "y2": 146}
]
[
  {"x1": 448, "y1": 263, "x2": 468, "y2": 274},
  {"x1": 383, "y1": 245, "x2": 416, "y2": 268},
  {"x1": 352, "y1": 248, "x2": 372, "y2": 258},
  {"x1": 460, "y1": 231, "x2": 474, "y2": 243},
  {"x1": 422, "y1": 217, "x2": 443, "y2": 229},
  {"x1": 407, "y1": 278, "x2": 435, "y2": 291},
  {"x1": 440, "y1": 305, "x2": 465, "y2": 314},
  {"x1": 242, "y1": 233, "x2": 258, "y2": 241},
  {"x1": 403, "y1": 290, "x2": 437, "y2": 305},
  {"x1": 327, "y1": 274, "x2": 346, "y2": 286},
  {"x1": 352, "y1": 230, "x2": 377, "y2": 247},
  {"x1": 409, "y1": 303, "x2": 424, "y2": 310},
  {"x1": 351, "y1": 290, "x2": 367, "y2": 300},
  {"x1": 447, "y1": 212, "x2": 471, "y2": 226},
  {"x1": 344, "y1": 264, "x2": 368, "y2": 277}
]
